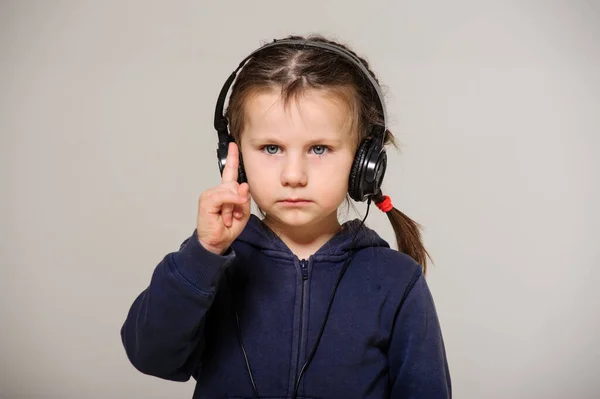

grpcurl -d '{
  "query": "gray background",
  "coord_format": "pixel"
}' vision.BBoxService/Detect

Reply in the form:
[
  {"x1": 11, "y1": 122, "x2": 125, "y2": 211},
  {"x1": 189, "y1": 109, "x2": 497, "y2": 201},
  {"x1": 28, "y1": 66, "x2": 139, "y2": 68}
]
[{"x1": 1, "y1": 0, "x2": 599, "y2": 398}]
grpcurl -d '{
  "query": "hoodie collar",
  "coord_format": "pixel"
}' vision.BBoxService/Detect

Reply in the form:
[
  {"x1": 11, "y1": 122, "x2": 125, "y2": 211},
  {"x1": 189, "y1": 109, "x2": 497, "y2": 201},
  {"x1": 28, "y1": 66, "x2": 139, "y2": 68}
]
[{"x1": 236, "y1": 214, "x2": 389, "y2": 261}]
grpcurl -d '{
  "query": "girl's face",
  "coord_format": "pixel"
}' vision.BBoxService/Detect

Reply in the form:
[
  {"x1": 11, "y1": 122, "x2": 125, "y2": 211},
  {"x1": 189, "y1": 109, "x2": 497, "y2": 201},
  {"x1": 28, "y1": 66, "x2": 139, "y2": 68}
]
[{"x1": 239, "y1": 88, "x2": 356, "y2": 230}]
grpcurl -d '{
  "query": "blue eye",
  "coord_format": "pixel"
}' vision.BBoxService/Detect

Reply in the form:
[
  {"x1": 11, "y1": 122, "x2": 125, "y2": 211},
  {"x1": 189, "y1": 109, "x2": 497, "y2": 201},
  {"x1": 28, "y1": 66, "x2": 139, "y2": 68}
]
[
  {"x1": 312, "y1": 145, "x2": 328, "y2": 155},
  {"x1": 263, "y1": 145, "x2": 279, "y2": 154}
]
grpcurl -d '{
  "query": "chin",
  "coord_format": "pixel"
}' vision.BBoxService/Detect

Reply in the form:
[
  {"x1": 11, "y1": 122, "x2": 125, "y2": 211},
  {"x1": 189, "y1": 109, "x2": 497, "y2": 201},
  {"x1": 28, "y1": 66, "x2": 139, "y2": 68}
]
[
  {"x1": 269, "y1": 211, "x2": 313, "y2": 226},
  {"x1": 266, "y1": 207, "x2": 337, "y2": 229}
]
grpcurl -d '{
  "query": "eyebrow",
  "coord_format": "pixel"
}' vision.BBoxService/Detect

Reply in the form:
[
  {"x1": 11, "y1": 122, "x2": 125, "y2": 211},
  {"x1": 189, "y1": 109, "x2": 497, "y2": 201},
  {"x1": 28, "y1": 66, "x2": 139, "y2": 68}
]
[{"x1": 246, "y1": 136, "x2": 344, "y2": 146}]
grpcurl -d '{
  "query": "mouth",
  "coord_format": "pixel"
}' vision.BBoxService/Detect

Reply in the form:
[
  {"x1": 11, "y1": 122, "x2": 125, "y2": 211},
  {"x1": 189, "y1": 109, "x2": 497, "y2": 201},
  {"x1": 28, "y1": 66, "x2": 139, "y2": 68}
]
[{"x1": 279, "y1": 198, "x2": 312, "y2": 205}]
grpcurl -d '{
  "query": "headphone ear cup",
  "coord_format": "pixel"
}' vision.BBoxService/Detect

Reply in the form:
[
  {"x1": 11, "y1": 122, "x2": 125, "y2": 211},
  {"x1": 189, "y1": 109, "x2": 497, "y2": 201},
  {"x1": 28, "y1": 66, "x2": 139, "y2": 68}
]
[
  {"x1": 348, "y1": 138, "x2": 372, "y2": 201},
  {"x1": 217, "y1": 132, "x2": 247, "y2": 184},
  {"x1": 238, "y1": 152, "x2": 247, "y2": 184}
]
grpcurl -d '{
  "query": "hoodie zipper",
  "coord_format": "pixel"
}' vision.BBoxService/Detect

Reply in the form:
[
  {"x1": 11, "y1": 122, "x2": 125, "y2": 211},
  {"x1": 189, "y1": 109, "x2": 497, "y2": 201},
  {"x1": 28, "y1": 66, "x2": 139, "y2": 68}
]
[
  {"x1": 300, "y1": 258, "x2": 309, "y2": 280},
  {"x1": 293, "y1": 258, "x2": 309, "y2": 395}
]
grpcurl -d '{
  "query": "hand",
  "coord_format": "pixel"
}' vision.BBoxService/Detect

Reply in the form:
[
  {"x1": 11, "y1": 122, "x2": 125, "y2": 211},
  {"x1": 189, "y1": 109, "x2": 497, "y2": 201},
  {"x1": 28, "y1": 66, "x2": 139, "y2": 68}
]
[{"x1": 196, "y1": 142, "x2": 251, "y2": 255}]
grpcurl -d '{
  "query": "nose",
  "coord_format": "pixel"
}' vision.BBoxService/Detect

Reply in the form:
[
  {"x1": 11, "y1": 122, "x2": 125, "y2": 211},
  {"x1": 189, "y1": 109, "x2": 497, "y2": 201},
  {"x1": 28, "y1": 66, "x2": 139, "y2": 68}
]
[{"x1": 280, "y1": 152, "x2": 308, "y2": 187}]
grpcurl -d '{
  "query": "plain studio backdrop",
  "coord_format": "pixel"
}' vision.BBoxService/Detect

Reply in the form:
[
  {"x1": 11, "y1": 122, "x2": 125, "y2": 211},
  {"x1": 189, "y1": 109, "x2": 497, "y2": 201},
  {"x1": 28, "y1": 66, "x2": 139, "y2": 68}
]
[{"x1": 1, "y1": 0, "x2": 598, "y2": 398}]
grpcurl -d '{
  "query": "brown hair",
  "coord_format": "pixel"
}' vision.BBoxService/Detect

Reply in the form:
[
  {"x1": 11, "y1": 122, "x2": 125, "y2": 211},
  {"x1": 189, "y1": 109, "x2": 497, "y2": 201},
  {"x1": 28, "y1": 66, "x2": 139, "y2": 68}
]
[{"x1": 225, "y1": 34, "x2": 432, "y2": 274}]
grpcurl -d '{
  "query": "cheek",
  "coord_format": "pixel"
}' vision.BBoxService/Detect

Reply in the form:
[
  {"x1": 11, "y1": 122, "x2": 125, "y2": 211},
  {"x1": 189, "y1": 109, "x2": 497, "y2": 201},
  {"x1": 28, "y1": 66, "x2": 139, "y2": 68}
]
[
  {"x1": 240, "y1": 151, "x2": 270, "y2": 192},
  {"x1": 313, "y1": 156, "x2": 353, "y2": 193}
]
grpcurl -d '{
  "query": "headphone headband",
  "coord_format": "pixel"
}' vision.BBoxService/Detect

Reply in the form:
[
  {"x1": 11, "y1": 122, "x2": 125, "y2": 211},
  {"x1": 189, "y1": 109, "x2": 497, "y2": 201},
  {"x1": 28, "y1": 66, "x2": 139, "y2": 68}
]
[{"x1": 214, "y1": 39, "x2": 388, "y2": 146}]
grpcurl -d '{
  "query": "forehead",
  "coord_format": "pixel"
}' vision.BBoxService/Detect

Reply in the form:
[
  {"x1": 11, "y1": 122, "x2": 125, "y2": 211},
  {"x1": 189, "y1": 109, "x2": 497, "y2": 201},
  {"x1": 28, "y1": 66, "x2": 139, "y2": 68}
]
[{"x1": 242, "y1": 88, "x2": 353, "y2": 141}]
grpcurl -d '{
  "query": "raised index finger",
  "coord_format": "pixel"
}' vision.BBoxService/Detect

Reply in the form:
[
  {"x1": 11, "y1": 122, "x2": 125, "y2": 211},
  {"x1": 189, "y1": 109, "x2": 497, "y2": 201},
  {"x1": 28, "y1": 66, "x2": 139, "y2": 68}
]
[{"x1": 222, "y1": 141, "x2": 239, "y2": 183}]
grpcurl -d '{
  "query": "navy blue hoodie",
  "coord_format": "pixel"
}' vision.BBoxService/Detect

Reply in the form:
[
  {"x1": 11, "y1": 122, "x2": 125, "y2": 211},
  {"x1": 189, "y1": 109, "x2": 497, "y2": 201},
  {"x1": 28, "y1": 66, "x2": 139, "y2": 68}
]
[{"x1": 121, "y1": 215, "x2": 451, "y2": 398}]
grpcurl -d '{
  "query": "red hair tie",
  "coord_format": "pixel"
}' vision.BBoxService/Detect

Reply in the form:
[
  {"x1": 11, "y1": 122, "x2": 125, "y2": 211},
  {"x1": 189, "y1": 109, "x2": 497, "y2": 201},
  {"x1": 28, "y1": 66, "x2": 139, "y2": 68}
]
[{"x1": 375, "y1": 195, "x2": 393, "y2": 213}]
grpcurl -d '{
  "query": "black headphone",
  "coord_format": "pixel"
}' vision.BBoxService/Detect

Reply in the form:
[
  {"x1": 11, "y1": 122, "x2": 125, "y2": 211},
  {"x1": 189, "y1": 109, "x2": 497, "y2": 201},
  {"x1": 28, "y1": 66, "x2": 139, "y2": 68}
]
[{"x1": 214, "y1": 39, "x2": 388, "y2": 202}]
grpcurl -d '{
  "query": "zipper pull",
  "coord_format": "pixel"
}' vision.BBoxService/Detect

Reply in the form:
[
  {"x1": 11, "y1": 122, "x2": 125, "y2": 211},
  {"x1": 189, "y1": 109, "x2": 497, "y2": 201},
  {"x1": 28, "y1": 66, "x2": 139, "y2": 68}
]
[{"x1": 300, "y1": 259, "x2": 308, "y2": 280}]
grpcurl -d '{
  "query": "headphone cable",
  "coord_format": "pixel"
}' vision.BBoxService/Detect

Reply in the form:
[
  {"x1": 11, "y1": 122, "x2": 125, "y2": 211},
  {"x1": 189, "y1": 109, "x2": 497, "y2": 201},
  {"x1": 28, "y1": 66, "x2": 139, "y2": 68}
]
[{"x1": 234, "y1": 304, "x2": 260, "y2": 398}]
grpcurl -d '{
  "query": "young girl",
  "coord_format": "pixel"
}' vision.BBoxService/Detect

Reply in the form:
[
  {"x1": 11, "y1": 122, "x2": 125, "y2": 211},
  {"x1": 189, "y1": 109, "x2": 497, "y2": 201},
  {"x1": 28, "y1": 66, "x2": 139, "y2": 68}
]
[{"x1": 121, "y1": 34, "x2": 451, "y2": 399}]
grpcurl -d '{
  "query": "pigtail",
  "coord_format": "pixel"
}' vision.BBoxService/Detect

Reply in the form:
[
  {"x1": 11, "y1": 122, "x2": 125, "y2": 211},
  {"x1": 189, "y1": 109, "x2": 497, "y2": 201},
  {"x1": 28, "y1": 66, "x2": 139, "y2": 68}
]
[{"x1": 374, "y1": 194, "x2": 432, "y2": 275}]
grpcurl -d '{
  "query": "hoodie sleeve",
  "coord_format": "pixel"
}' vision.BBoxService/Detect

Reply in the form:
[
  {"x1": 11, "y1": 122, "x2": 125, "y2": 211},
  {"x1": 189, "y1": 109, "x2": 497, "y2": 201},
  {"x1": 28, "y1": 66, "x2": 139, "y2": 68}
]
[
  {"x1": 388, "y1": 269, "x2": 452, "y2": 398},
  {"x1": 120, "y1": 230, "x2": 235, "y2": 381}
]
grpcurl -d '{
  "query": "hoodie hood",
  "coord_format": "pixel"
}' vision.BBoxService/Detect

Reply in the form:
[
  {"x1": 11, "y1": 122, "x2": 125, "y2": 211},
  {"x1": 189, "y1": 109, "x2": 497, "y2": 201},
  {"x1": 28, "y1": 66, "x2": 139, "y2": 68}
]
[{"x1": 236, "y1": 214, "x2": 389, "y2": 261}]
